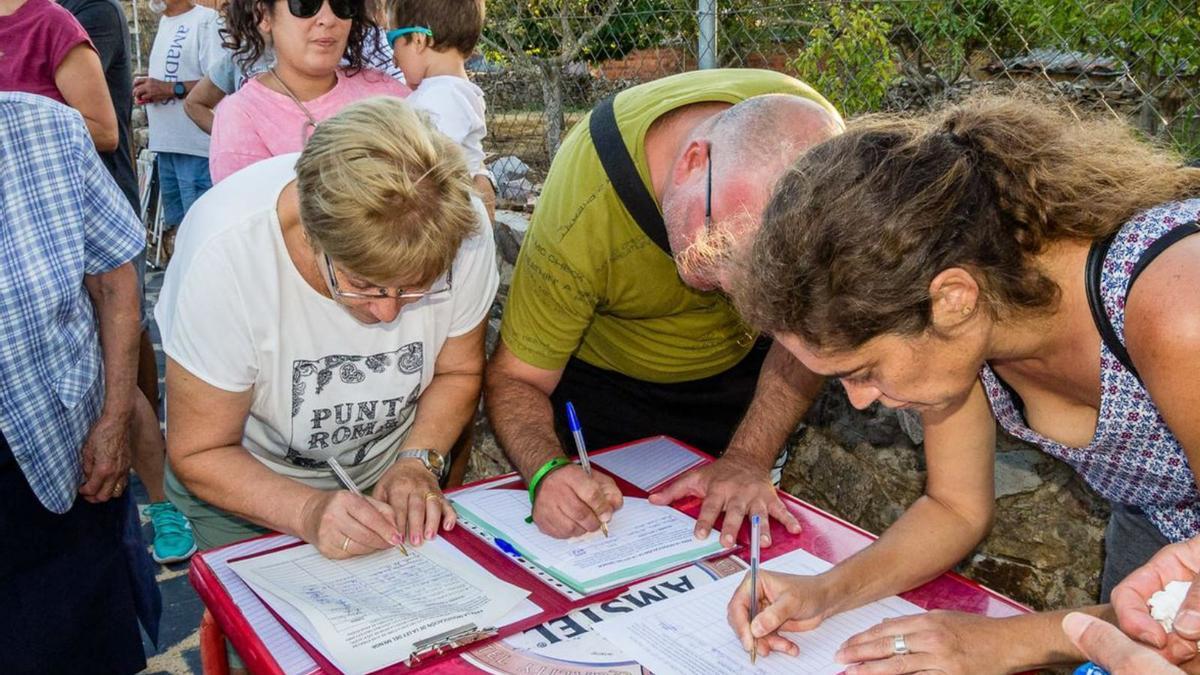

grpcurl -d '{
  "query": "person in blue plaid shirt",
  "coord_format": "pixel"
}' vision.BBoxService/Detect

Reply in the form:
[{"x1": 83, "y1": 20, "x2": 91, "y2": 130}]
[{"x1": 0, "y1": 92, "x2": 159, "y2": 675}]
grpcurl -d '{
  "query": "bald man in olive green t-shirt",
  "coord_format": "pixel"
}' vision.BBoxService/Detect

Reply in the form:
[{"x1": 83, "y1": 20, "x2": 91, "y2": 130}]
[{"x1": 486, "y1": 69, "x2": 843, "y2": 548}]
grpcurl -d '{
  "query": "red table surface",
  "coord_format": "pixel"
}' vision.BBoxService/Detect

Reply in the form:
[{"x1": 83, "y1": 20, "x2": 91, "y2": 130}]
[{"x1": 190, "y1": 438, "x2": 1029, "y2": 674}]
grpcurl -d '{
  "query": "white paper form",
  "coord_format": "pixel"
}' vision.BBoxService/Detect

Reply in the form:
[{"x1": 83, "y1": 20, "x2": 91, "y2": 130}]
[
  {"x1": 463, "y1": 556, "x2": 749, "y2": 675},
  {"x1": 451, "y1": 489, "x2": 726, "y2": 595},
  {"x1": 206, "y1": 535, "x2": 320, "y2": 675},
  {"x1": 591, "y1": 436, "x2": 706, "y2": 491},
  {"x1": 230, "y1": 538, "x2": 530, "y2": 674},
  {"x1": 593, "y1": 548, "x2": 925, "y2": 675}
]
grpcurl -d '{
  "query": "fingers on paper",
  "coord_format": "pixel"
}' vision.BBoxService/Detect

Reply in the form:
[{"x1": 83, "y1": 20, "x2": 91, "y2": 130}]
[
  {"x1": 343, "y1": 493, "x2": 401, "y2": 550},
  {"x1": 837, "y1": 631, "x2": 919, "y2": 664},
  {"x1": 751, "y1": 595, "x2": 793, "y2": 639},
  {"x1": 427, "y1": 494, "x2": 457, "y2": 537},
  {"x1": 726, "y1": 575, "x2": 756, "y2": 650},
  {"x1": 596, "y1": 472, "x2": 624, "y2": 512},
  {"x1": 421, "y1": 492, "x2": 444, "y2": 540},
  {"x1": 758, "y1": 633, "x2": 800, "y2": 658},
  {"x1": 577, "y1": 477, "x2": 613, "y2": 522},
  {"x1": 719, "y1": 501, "x2": 748, "y2": 548},
  {"x1": 840, "y1": 653, "x2": 934, "y2": 674},
  {"x1": 563, "y1": 494, "x2": 604, "y2": 534},
  {"x1": 694, "y1": 494, "x2": 724, "y2": 540},
  {"x1": 406, "y1": 492, "x2": 428, "y2": 546}
]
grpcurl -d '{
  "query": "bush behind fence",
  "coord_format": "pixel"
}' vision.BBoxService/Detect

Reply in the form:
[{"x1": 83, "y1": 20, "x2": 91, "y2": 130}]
[{"x1": 480, "y1": 0, "x2": 1200, "y2": 179}]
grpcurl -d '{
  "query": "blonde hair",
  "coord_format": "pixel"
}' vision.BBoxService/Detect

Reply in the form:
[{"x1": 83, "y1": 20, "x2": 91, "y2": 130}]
[
  {"x1": 295, "y1": 96, "x2": 477, "y2": 284},
  {"x1": 735, "y1": 94, "x2": 1200, "y2": 350}
]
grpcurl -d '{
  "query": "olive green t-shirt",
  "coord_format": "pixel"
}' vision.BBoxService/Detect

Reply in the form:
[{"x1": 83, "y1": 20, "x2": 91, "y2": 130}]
[{"x1": 501, "y1": 69, "x2": 839, "y2": 383}]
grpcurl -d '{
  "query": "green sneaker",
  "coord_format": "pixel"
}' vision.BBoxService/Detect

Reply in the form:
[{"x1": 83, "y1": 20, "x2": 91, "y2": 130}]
[{"x1": 146, "y1": 501, "x2": 197, "y2": 563}]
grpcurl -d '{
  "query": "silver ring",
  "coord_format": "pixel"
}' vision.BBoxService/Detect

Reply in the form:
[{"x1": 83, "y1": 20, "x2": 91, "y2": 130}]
[
  {"x1": 892, "y1": 634, "x2": 910, "y2": 655},
  {"x1": 341, "y1": 535, "x2": 351, "y2": 552}
]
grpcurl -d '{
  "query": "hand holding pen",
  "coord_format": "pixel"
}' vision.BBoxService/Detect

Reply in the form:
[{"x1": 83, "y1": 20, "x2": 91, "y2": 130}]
[
  {"x1": 316, "y1": 457, "x2": 409, "y2": 558},
  {"x1": 566, "y1": 402, "x2": 609, "y2": 537}
]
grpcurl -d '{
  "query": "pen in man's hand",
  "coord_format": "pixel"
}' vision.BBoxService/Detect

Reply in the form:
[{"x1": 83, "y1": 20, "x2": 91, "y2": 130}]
[
  {"x1": 565, "y1": 401, "x2": 608, "y2": 537},
  {"x1": 327, "y1": 456, "x2": 408, "y2": 555},
  {"x1": 749, "y1": 514, "x2": 761, "y2": 664}
]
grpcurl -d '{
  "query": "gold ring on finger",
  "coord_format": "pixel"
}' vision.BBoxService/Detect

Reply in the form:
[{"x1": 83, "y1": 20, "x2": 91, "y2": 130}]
[
  {"x1": 423, "y1": 491, "x2": 439, "y2": 501},
  {"x1": 341, "y1": 535, "x2": 351, "y2": 552}
]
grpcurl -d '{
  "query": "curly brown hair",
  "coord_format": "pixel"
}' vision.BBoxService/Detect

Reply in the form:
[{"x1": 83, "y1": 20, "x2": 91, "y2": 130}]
[
  {"x1": 221, "y1": 0, "x2": 380, "y2": 74},
  {"x1": 733, "y1": 94, "x2": 1200, "y2": 351}
]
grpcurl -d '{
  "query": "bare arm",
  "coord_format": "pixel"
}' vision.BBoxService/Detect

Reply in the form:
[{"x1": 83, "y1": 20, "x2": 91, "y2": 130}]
[
  {"x1": 729, "y1": 380, "x2": 998, "y2": 648},
  {"x1": 1126, "y1": 236, "x2": 1200, "y2": 490},
  {"x1": 1118, "y1": 233, "x2": 1200, "y2": 664},
  {"x1": 820, "y1": 381, "x2": 997, "y2": 610},
  {"x1": 133, "y1": 76, "x2": 200, "y2": 105},
  {"x1": 484, "y1": 341, "x2": 622, "y2": 537},
  {"x1": 166, "y1": 358, "x2": 403, "y2": 558},
  {"x1": 834, "y1": 605, "x2": 1115, "y2": 673},
  {"x1": 726, "y1": 342, "x2": 825, "y2": 471},
  {"x1": 183, "y1": 76, "x2": 225, "y2": 135},
  {"x1": 77, "y1": 262, "x2": 140, "y2": 502},
  {"x1": 56, "y1": 44, "x2": 118, "y2": 152},
  {"x1": 650, "y1": 341, "x2": 825, "y2": 546},
  {"x1": 484, "y1": 341, "x2": 566, "y2": 479}
]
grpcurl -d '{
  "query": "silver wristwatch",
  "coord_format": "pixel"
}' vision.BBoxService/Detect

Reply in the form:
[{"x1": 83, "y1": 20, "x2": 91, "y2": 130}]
[{"x1": 397, "y1": 448, "x2": 447, "y2": 481}]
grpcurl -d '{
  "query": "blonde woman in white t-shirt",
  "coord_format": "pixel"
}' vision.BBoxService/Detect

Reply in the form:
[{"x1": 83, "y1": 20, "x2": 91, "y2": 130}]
[{"x1": 156, "y1": 96, "x2": 498, "y2": 559}]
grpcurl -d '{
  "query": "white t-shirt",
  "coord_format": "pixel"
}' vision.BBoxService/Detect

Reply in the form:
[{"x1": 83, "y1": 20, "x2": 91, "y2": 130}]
[
  {"x1": 408, "y1": 76, "x2": 487, "y2": 177},
  {"x1": 146, "y1": 5, "x2": 221, "y2": 157},
  {"x1": 154, "y1": 154, "x2": 499, "y2": 489}
]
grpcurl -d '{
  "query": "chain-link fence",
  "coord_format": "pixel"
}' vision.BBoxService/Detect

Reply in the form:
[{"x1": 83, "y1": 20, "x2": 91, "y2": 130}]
[{"x1": 479, "y1": 0, "x2": 1200, "y2": 193}]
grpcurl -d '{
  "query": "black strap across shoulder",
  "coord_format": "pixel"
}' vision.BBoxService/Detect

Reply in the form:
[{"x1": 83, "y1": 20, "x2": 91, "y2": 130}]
[
  {"x1": 1086, "y1": 221, "x2": 1200, "y2": 383},
  {"x1": 589, "y1": 94, "x2": 672, "y2": 256}
]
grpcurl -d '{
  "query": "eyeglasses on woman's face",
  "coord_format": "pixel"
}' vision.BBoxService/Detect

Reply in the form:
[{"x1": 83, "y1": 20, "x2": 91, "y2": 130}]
[{"x1": 320, "y1": 252, "x2": 452, "y2": 303}]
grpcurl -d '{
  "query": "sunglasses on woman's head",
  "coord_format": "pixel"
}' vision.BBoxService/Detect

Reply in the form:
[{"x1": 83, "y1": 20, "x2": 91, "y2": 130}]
[{"x1": 286, "y1": 0, "x2": 357, "y2": 20}]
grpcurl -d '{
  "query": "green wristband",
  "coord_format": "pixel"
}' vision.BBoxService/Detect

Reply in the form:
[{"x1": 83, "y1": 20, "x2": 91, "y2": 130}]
[{"x1": 525, "y1": 457, "x2": 572, "y2": 523}]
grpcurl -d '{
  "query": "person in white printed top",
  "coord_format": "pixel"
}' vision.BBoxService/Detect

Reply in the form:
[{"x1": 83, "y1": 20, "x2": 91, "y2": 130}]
[
  {"x1": 156, "y1": 98, "x2": 497, "y2": 568},
  {"x1": 134, "y1": 0, "x2": 221, "y2": 247}
]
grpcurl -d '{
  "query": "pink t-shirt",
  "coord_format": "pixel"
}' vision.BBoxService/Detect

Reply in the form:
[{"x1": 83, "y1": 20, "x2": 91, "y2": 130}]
[
  {"x1": 208, "y1": 68, "x2": 410, "y2": 183},
  {"x1": 0, "y1": 0, "x2": 93, "y2": 103}
]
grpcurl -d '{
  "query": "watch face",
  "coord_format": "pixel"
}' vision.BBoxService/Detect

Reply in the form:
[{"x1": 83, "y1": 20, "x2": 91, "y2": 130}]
[{"x1": 427, "y1": 451, "x2": 445, "y2": 474}]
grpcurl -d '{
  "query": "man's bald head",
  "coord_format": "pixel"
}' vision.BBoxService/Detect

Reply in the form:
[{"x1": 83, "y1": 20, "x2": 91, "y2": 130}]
[{"x1": 664, "y1": 94, "x2": 843, "y2": 291}]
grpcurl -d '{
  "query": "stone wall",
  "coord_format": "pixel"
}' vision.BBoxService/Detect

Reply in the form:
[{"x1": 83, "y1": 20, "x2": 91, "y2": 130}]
[{"x1": 474, "y1": 213, "x2": 1111, "y2": 615}]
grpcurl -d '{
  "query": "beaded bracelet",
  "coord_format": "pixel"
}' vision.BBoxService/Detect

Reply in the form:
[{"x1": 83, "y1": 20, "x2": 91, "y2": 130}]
[{"x1": 524, "y1": 457, "x2": 572, "y2": 522}]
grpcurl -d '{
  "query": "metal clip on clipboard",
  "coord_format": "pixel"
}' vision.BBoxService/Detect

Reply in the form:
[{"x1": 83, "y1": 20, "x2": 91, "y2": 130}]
[{"x1": 404, "y1": 623, "x2": 498, "y2": 666}]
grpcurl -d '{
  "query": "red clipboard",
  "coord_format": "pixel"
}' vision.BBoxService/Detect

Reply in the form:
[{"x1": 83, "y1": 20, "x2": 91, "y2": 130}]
[{"x1": 189, "y1": 436, "x2": 1031, "y2": 674}]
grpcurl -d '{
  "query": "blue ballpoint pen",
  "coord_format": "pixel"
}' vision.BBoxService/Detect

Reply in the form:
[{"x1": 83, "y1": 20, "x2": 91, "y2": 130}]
[
  {"x1": 565, "y1": 401, "x2": 609, "y2": 537},
  {"x1": 749, "y1": 514, "x2": 761, "y2": 664}
]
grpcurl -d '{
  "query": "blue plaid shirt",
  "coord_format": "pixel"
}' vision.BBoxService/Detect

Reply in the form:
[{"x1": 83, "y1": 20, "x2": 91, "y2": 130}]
[{"x1": 0, "y1": 93, "x2": 144, "y2": 513}]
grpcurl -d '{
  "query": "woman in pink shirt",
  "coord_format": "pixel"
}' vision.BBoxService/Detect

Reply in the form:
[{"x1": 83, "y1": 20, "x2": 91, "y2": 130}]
[{"x1": 208, "y1": 0, "x2": 409, "y2": 183}]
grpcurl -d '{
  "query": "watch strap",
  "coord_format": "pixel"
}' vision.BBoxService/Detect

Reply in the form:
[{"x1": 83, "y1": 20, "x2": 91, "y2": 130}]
[{"x1": 396, "y1": 448, "x2": 446, "y2": 479}]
